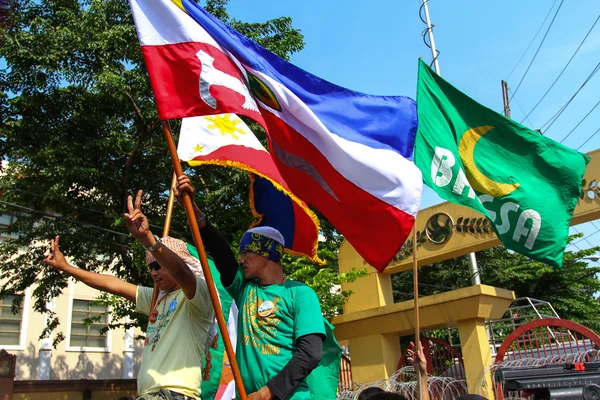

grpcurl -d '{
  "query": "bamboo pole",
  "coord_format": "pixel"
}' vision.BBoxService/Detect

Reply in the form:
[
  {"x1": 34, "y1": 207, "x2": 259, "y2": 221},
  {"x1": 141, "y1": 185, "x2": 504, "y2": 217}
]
[
  {"x1": 149, "y1": 172, "x2": 178, "y2": 317},
  {"x1": 412, "y1": 226, "x2": 422, "y2": 400},
  {"x1": 163, "y1": 172, "x2": 178, "y2": 237},
  {"x1": 161, "y1": 120, "x2": 247, "y2": 399}
]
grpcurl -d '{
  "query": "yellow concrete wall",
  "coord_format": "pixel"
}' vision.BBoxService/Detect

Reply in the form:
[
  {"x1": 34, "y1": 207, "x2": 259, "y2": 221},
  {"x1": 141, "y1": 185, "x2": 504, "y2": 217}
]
[{"x1": 2, "y1": 278, "x2": 145, "y2": 381}]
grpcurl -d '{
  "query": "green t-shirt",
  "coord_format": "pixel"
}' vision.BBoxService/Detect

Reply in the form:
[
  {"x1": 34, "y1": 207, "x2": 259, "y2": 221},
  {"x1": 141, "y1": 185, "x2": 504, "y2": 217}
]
[{"x1": 226, "y1": 266, "x2": 326, "y2": 399}]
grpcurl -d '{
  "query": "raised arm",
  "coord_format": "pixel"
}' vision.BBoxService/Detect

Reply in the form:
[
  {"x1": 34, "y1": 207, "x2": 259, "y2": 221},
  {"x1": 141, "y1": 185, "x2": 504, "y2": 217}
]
[
  {"x1": 174, "y1": 175, "x2": 238, "y2": 287},
  {"x1": 44, "y1": 236, "x2": 137, "y2": 303},
  {"x1": 408, "y1": 341, "x2": 431, "y2": 400},
  {"x1": 124, "y1": 190, "x2": 197, "y2": 299}
]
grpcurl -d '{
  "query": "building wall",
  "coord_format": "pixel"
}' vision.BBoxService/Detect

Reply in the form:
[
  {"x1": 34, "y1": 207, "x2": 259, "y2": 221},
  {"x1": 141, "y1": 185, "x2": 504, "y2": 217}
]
[{"x1": 1, "y1": 278, "x2": 146, "y2": 381}]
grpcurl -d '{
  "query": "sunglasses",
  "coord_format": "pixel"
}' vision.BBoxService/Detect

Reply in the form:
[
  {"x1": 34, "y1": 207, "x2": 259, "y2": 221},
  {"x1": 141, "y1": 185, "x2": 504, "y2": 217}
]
[{"x1": 148, "y1": 261, "x2": 161, "y2": 271}]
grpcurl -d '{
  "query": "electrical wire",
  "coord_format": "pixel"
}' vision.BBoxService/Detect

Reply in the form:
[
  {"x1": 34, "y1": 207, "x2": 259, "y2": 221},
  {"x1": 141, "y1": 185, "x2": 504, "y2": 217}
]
[
  {"x1": 512, "y1": 94, "x2": 536, "y2": 128},
  {"x1": 539, "y1": 60, "x2": 600, "y2": 132},
  {"x1": 0, "y1": 200, "x2": 131, "y2": 238},
  {"x1": 506, "y1": 0, "x2": 559, "y2": 81},
  {"x1": 571, "y1": 226, "x2": 598, "y2": 249},
  {"x1": 521, "y1": 13, "x2": 600, "y2": 123},
  {"x1": 568, "y1": 228, "x2": 600, "y2": 248},
  {"x1": 577, "y1": 126, "x2": 600, "y2": 151},
  {"x1": 6, "y1": 208, "x2": 133, "y2": 250},
  {"x1": 559, "y1": 98, "x2": 600, "y2": 143},
  {"x1": 6, "y1": 187, "x2": 184, "y2": 236},
  {"x1": 509, "y1": 0, "x2": 565, "y2": 101}
]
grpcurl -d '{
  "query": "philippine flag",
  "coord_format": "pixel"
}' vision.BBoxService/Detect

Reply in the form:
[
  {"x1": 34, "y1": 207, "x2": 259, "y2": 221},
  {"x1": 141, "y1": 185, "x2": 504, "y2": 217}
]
[
  {"x1": 130, "y1": 0, "x2": 422, "y2": 271},
  {"x1": 178, "y1": 114, "x2": 321, "y2": 263}
]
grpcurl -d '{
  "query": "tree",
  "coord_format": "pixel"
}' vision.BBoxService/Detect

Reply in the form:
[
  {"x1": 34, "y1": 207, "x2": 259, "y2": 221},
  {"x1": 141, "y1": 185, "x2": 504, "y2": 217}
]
[
  {"x1": 0, "y1": 0, "x2": 363, "y2": 344},
  {"x1": 392, "y1": 234, "x2": 600, "y2": 333}
]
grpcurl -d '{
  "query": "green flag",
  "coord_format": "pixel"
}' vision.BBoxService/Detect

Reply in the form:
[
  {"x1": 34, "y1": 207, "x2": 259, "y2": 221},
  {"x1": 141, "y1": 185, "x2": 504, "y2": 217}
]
[
  {"x1": 186, "y1": 244, "x2": 235, "y2": 400},
  {"x1": 415, "y1": 59, "x2": 589, "y2": 268}
]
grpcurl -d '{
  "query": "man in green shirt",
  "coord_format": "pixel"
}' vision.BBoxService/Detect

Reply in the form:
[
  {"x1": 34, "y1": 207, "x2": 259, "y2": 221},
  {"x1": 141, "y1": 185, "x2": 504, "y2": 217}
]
[{"x1": 174, "y1": 175, "x2": 332, "y2": 400}]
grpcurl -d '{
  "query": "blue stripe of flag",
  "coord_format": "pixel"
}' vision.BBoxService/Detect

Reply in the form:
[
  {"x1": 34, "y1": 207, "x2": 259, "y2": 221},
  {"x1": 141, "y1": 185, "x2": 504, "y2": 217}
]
[{"x1": 179, "y1": 0, "x2": 418, "y2": 161}]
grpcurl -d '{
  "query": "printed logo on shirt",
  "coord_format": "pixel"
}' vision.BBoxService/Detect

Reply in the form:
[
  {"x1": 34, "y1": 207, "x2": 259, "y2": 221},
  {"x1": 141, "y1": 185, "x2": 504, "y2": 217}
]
[
  {"x1": 242, "y1": 287, "x2": 282, "y2": 355},
  {"x1": 258, "y1": 300, "x2": 275, "y2": 318},
  {"x1": 143, "y1": 295, "x2": 179, "y2": 347}
]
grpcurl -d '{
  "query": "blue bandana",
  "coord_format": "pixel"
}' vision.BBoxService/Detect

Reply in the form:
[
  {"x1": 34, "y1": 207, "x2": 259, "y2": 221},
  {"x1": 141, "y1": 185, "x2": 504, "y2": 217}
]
[{"x1": 239, "y1": 232, "x2": 284, "y2": 264}]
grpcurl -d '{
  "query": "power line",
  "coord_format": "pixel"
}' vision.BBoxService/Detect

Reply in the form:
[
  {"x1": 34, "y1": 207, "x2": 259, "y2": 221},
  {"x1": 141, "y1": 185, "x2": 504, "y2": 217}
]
[
  {"x1": 0, "y1": 200, "x2": 131, "y2": 238},
  {"x1": 512, "y1": 94, "x2": 536, "y2": 128},
  {"x1": 506, "y1": 0, "x2": 559, "y2": 81},
  {"x1": 521, "y1": 13, "x2": 600, "y2": 123},
  {"x1": 577, "y1": 126, "x2": 600, "y2": 151},
  {"x1": 5, "y1": 208, "x2": 133, "y2": 250},
  {"x1": 559, "y1": 98, "x2": 600, "y2": 143},
  {"x1": 568, "y1": 228, "x2": 600, "y2": 248},
  {"x1": 509, "y1": 0, "x2": 565, "y2": 101},
  {"x1": 6, "y1": 188, "x2": 183, "y2": 236},
  {"x1": 539, "y1": 60, "x2": 600, "y2": 132},
  {"x1": 571, "y1": 226, "x2": 598, "y2": 249}
]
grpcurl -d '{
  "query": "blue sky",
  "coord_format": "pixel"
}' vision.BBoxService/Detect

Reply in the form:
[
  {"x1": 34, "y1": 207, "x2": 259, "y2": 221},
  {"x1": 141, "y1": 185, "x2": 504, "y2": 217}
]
[{"x1": 228, "y1": 0, "x2": 600, "y2": 255}]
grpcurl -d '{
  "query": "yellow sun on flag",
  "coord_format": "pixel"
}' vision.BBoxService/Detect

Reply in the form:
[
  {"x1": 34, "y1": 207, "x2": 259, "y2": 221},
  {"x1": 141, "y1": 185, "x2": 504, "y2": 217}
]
[{"x1": 204, "y1": 114, "x2": 247, "y2": 140}]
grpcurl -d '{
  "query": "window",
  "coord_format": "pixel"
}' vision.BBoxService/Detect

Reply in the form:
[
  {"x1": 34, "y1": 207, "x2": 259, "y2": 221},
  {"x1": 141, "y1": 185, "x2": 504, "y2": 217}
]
[
  {"x1": 0, "y1": 213, "x2": 16, "y2": 243},
  {"x1": 0, "y1": 295, "x2": 23, "y2": 346},
  {"x1": 69, "y1": 300, "x2": 109, "y2": 349}
]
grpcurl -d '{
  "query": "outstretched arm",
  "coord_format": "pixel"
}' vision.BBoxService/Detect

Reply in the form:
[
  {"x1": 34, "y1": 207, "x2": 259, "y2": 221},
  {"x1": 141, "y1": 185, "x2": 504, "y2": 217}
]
[
  {"x1": 44, "y1": 236, "x2": 137, "y2": 303},
  {"x1": 124, "y1": 190, "x2": 197, "y2": 299},
  {"x1": 408, "y1": 341, "x2": 430, "y2": 400},
  {"x1": 174, "y1": 175, "x2": 238, "y2": 287}
]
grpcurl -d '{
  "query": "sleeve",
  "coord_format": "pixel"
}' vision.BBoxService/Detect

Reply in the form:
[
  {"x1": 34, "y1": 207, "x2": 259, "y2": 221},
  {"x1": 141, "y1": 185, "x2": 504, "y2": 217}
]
[
  {"x1": 135, "y1": 286, "x2": 153, "y2": 315},
  {"x1": 266, "y1": 334, "x2": 323, "y2": 400},
  {"x1": 224, "y1": 266, "x2": 246, "y2": 303},
  {"x1": 200, "y1": 221, "x2": 238, "y2": 287},
  {"x1": 187, "y1": 275, "x2": 214, "y2": 320},
  {"x1": 293, "y1": 287, "x2": 326, "y2": 340}
]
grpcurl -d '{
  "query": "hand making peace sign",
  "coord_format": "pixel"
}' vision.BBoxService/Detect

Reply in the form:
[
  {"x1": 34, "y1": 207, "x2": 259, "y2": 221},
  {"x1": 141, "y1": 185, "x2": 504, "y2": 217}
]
[{"x1": 124, "y1": 190, "x2": 151, "y2": 241}]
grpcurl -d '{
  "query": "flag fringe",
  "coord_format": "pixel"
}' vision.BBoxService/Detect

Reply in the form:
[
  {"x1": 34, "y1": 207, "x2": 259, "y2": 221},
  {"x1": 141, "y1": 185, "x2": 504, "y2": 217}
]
[{"x1": 187, "y1": 159, "x2": 324, "y2": 265}]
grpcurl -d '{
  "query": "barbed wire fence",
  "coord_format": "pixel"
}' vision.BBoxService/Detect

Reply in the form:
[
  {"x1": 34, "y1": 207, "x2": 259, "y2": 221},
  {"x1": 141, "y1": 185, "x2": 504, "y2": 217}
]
[
  {"x1": 477, "y1": 349, "x2": 600, "y2": 400},
  {"x1": 337, "y1": 366, "x2": 469, "y2": 400}
]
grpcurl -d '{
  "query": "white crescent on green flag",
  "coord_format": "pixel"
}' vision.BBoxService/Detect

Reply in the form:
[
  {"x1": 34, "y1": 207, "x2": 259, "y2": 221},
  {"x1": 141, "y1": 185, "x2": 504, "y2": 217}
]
[{"x1": 415, "y1": 60, "x2": 589, "y2": 268}]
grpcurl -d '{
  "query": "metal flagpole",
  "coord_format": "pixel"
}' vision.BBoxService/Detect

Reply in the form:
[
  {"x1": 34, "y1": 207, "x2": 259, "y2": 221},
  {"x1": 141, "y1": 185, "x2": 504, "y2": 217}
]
[{"x1": 161, "y1": 121, "x2": 248, "y2": 400}]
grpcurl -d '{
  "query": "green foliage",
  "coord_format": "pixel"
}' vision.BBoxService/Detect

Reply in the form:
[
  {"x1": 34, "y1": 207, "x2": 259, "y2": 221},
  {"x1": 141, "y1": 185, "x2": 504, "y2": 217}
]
[
  {"x1": 0, "y1": 0, "x2": 355, "y2": 344},
  {"x1": 393, "y1": 234, "x2": 600, "y2": 333},
  {"x1": 283, "y1": 217, "x2": 368, "y2": 319}
]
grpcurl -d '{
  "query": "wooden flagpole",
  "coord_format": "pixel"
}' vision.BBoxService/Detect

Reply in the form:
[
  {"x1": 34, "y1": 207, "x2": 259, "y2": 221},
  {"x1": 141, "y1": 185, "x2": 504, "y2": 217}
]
[
  {"x1": 412, "y1": 226, "x2": 422, "y2": 400},
  {"x1": 161, "y1": 121, "x2": 247, "y2": 400},
  {"x1": 149, "y1": 172, "x2": 178, "y2": 317}
]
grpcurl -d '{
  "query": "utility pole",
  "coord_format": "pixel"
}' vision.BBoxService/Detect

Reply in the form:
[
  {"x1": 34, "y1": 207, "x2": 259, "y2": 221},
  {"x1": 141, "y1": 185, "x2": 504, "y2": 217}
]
[
  {"x1": 501, "y1": 80, "x2": 511, "y2": 119},
  {"x1": 422, "y1": 0, "x2": 481, "y2": 286},
  {"x1": 421, "y1": 0, "x2": 441, "y2": 75}
]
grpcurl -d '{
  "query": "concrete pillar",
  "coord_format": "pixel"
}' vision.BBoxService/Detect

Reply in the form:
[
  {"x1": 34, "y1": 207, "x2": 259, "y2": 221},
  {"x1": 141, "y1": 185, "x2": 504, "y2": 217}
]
[
  {"x1": 457, "y1": 318, "x2": 495, "y2": 400},
  {"x1": 348, "y1": 333, "x2": 401, "y2": 384},
  {"x1": 339, "y1": 241, "x2": 393, "y2": 314}
]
